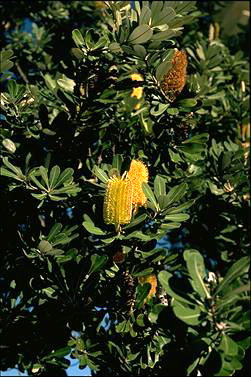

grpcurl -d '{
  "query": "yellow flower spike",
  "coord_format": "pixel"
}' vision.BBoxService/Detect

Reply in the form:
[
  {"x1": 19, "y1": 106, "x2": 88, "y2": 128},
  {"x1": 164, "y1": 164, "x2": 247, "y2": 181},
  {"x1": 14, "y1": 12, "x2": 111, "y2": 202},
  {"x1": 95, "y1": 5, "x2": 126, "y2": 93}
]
[
  {"x1": 131, "y1": 87, "x2": 143, "y2": 100},
  {"x1": 103, "y1": 172, "x2": 132, "y2": 228},
  {"x1": 130, "y1": 73, "x2": 144, "y2": 82},
  {"x1": 161, "y1": 50, "x2": 187, "y2": 98},
  {"x1": 138, "y1": 274, "x2": 158, "y2": 303},
  {"x1": 130, "y1": 73, "x2": 144, "y2": 109},
  {"x1": 128, "y1": 159, "x2": 149, "y2": 213}
]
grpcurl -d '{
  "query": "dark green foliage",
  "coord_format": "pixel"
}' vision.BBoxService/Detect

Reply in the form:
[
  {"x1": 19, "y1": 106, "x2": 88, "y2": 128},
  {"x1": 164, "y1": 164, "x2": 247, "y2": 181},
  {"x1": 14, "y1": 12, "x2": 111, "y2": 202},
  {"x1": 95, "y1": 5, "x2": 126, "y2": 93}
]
[{"x1": 0, "y1": 1, "x2": 250, "y2": 376}]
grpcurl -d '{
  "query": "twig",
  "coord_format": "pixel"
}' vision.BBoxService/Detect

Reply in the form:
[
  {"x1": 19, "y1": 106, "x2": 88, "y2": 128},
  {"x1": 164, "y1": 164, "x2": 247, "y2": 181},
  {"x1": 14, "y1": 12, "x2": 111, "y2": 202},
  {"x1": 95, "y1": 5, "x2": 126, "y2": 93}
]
[{"x1": 15, "y1": 62, "x2": 29, "y2": 84}]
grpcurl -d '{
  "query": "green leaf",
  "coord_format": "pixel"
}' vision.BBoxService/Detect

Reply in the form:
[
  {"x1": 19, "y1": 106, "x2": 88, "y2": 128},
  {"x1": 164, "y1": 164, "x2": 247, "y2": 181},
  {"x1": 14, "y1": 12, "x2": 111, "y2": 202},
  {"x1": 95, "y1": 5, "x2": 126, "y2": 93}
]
[
  {"x1": 31, "y1": 193, "x2": 47, "y2": 200},
  {"x1": 133, "y1": 44, "x2": 147, "y2": 59},
  {"x1": 39, "y1": 166, "x2": 49, "y2": 188},
  {"x1": 133, "y1": 268, "x2": 154, "y2": 277},
  {"x1": 178, "y1": 98, "x2": 197, "y2": 108},
  {"x1": 72, "y1": 29, "x2": 84, "y2": 47},
  {"x1": 136, "y1": 283, "x2": 151, "y2": 307},
  {"x1": 172, "y1": 299, "x2": 201, "y2": 326},
  {"x1": 53, "y1": 168, "x2": 74, "y2": 188},
  {"x1": 183, "y1": 249, "x2": 211, "y2": 300},
  {"x1": 48, "y1": 194, "x2": 67, "y2": 201},
  {"x1": 142, "y1": 182, "x2": 159, "y2": 211},
  {"x1": 7, "y1": 80, "x2": 18, "y2": 97},
  {"x1": 1, "y1": 49, "x2": 14, "y2": 61},
  {"x1": 49, "y1": 166, "x2": 61, "y2": 188},
  {"x1": 139, "y1": 6, "x2": 151, "y2": 25},
  {"x1": 82, "y1": 221, "x2": 106, "y2": 235},
  {"x1": 166, "y1": 107, "x2": 179, "y2": 115},
  {"x1": 115, "y1": 320, "x2": 127, "y2": 333},
  {"x1": 218, "y1": 335, "x2": 239, "y2": 356},
  {"x1": 128, "y1": 25, "x2": 153, "y2": 45},
  {"x1": 112, "y1": 154, "x2": 123, "y2": 173},
  {"x1": 29, "y1": 174, "x2": 47, "y2": 191},
  {"x1": 108, "y1": 341, "x2": 125, "y2": 360},
  {"x1": 152, "y1": 6, "x2": 176, "y2": 26},
  {"x1": 215, "y1": 256, "x2": 250, "y2": 295},
  {"x1": 0, "y1": 59, "x2": 14, "y2": 72},
  {"x1": 148, "y1": 304, "x2": 165, "y2": 323},
  {"x1": 168, "y1": 148, "x2": 183, "y2": 163},
  {"x1": 0, "y1": 49, "x2": 14, "y2": 72},
  {"x1": 151, "y1": 29, "x2": 176, "y2": 41},
  {"x1": 159, "y1": 222, "x2": 181, "y2": 230},
  {"x1": 109, "y1": 42, "x2": 123, "y2": 54},
  {"x1": 164, "y1": 213, "x2": 190, "y2": 222},
  {"x1": 150, "y1": 103, "x2": 169, "y2": 116},
  {"x1": 154, "y1": 175, "x2": 166, "y2": 197},
  {"x1": 158, "y1": 270, "x2": 197, "y2": 305},
  {"x1": 124, "y1": 214, "x2": 147, "y2": 230},
  {"x1": 136, "y1": 314, "x2": 145, "y2": 327},
  {"x1": 156, "y1": 60, "x2": 172, "y2": 82},
  {"x1": 89, "y1": 254, "x2": 108, "y2": 274},
  {"x1": 178, "y1": 143, "x2": 205, "y2": 155},
  {"x1": 57, "y1": 75, "x2": 75, "y2": 92},
  {"x1": 93, "y1": 165, "x2": 109, "y2": 183},
  {"x1": 151, "y1": 1, "x2": 164, "y2": 25},
  {"x1": 2, "y1": 157, "x2": 25, "y2": 178},
  {"x1": 164, "y1": 183, "x2": 188, "y2": 208},
  {"x1": 42, "y1": 346, "x2": 72, "y2": 360},
  {"x1": 127, "y1": 351, "x2": 140, "y2": 361},
  {"x1": 125, "y1": 231, "x2": 152, "y2": 241},
  {"x1": 47, "y1": 223, "x2": 63, "y2": 242},
  {"x1": 0, "y1": 167, "x2": 23, "y2": 181},
  {"x1": 163, "y1": 199, "x2": 195, "y2": 214}
]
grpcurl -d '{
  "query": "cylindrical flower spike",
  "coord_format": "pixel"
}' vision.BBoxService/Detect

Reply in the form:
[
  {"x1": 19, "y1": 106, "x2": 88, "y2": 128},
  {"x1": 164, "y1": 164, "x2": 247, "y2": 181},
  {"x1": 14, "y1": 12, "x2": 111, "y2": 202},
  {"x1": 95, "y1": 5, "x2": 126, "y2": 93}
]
[
  {"x1": 138, "y1": 274, "x2": 158, "y2": 303},
  {"x1": 161, "y1": 50, "x2": 187, "y2": 98},
  {"x1": 103, "y1": 172, "x2": 132, "y2": 227},
  {"x1": 128, "y1": 159, "x2": 149, "y2": 212},
  {"x1": 130, "y1": 73, "x2": 144, "y2": 109}
]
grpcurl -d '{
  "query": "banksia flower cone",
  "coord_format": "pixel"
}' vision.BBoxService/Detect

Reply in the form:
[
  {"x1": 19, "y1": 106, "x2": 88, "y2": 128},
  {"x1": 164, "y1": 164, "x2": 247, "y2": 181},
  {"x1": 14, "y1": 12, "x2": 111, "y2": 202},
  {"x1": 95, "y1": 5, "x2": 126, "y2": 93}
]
[
  {"x1": 138, "y1": 274, "x2": 158, "y2": 303},
  {"x1": 103, "y1": 173, "x2": 132, "y2": 226},
  {"x1": 130, "y1": 73, "x2": 144, "y2": 110},
  {"x1": 161, "y1": 50, "x2": 187, "y2": 98},
  {"x1": 128, "y1": 159, "x2": 148, "y2": 212}
]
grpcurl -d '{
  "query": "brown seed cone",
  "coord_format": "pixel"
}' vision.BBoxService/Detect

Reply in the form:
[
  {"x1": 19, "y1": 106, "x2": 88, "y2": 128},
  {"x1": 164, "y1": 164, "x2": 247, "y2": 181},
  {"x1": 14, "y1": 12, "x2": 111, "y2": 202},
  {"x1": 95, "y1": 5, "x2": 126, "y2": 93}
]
[{"x1": 161, "y1": 50, "x2": 187, "y2": 98}]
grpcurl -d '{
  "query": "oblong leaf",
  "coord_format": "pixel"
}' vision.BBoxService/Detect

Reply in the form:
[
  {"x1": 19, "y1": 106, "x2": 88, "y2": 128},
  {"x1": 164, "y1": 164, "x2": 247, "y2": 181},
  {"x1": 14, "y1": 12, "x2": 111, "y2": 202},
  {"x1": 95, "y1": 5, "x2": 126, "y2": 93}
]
[
  {"x1": 42, "y1": 346, "x2": 72, "y2": 360},
  {"x1": 39, "y1": 166, "x2": 49, "y2": 188},
  {"x1": 89, "y1": 254, "x2": 108, "y2": 274},
  {"x1": 53, "y1": 168, "x2": 74, "y2": 188},
  {"x1": 124, "y1": 213, "x2": 147, "y2": 230},
  {"x1": 72, "y1": 29, "x2": 84, "y2": 47},
  {"x1": 164, "y1": 213, "x2": 190, "y2": 222},
  {"x1": 133, "y1": 44, "x2": 147, "y2": 59},
  {"x1": 49, "y1": 166, "x2": 61, "y2": 188},
  {"x1": 158, "y1": 270, "x2": 197, "y2": 305},
  {"x1": 164, "y1": 199, "x2": 195, "y2": 214},
  {"x1": 142, "y1": 182, "x2": 159, "y2": 210},
  {"x1": 128, "y1": 25, "x2": 153, "y2": 45},
  {"x1": 154, "y1": 175, "x2": 166, "y2": 198},
  {"x1": 139, "y1": 6, "x2": 151, "y2": 25},
  {"x1": 82, "y1": 221, "x2": 106, "y2": 235},
  {"x1": 136, "y1": 283, "x2": 151, "y2": 307},
  {"x1": 156, "y1": 60, "x2": 172, "y2": 82},
  {"x1": 93, "y1": 165, "x2": 109, "y2": 183},
  {"x1": 172, "y1": 299, "x2": 201, "y2": 326},
  {"x1": 47, "y1": 223, "x2": 63, "y2": 242},
  {"x1": 215, "y1": 256, "x2": 250, "y2": 295},
  {"x1": 164, "y1": 183, "x2": 188, "y2": 208},
  {"x1": 0, "y1": 167, "x2": 23, "y2": 181},
  {"x1": 183, "y1": 249, "x2": 211, "y2": 300}
]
